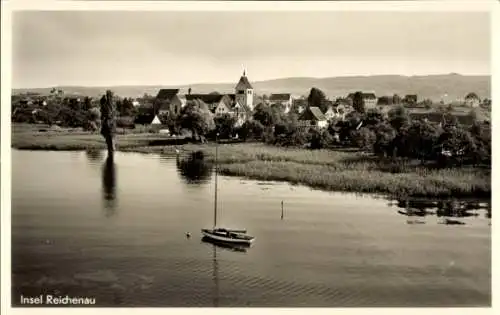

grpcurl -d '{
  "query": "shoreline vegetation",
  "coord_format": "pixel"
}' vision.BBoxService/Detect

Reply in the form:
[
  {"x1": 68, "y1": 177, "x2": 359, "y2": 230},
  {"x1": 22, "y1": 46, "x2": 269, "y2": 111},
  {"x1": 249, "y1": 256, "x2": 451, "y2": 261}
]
[{"x1": 12, "y1": 124, "x2": 490, "y2": 199}]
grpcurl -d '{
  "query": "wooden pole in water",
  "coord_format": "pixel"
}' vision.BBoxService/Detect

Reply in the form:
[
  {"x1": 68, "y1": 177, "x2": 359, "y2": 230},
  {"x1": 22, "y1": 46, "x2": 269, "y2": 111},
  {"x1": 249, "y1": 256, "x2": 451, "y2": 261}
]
[{"x1": 281, "y1": 200, "x2": 284, "y2": 220}]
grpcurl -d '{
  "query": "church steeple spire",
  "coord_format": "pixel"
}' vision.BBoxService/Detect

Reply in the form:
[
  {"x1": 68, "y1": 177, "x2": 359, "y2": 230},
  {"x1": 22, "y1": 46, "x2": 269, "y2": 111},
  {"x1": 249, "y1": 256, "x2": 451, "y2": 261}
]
[{"x1": 235, "y1": 68, "x2": 254, "y2": 111}]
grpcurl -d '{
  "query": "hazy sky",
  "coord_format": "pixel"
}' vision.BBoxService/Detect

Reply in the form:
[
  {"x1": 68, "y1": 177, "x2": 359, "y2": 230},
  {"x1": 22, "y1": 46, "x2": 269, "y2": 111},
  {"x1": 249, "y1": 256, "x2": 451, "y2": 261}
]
[{"x1": 13, "y1": 11, "x2": 491, "y2": 88}]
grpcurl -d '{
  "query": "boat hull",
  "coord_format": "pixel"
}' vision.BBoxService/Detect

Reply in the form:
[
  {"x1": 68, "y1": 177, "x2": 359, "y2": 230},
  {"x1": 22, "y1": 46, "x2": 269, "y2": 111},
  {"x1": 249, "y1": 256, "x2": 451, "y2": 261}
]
[
  {"x1": 201, "y1": 236, "x2": 250, "y2": 252},
  {"x1": 201, "y1": 229, "x2": 255, "y2": 245}
]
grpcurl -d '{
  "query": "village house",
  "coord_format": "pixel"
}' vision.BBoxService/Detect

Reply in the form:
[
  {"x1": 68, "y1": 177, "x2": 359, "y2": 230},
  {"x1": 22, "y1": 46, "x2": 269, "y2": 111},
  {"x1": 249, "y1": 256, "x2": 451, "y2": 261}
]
[
  {"x1": 292, "y1": 99, "x2": 308, "y2": 114},
  {"x1": 465, "y1": 92, "x2": 481, "y2": 108},
  {"x1": 297, "y1": 106, "x2": 328, "y2": 129},
  {"x1": 333, "y1": 98, "x2": 353, "y2": 117},
  {"x1": 409, "y1": 111, "x2": 476, "y2": 127},
  {"x1": 347, "y1": 92, "x2": 377, "y2": 109},
  {"x1": 186, "y1": 93, "x2": 251, "y2": 127},
  {"x1": 183, "y1": 71, "x2": 255, "y2": 126},
  {"x1": 154, "y1": 89, "x2": 186, "y2": 116},
  {"x1": 142, "y1": 71, "x2": 254, "y2": 127},
  {"x1": 324, "y1": 102, "x2": 348, "y2": 121},
  {"x1": 403, "y1": 94, "x2": 418, "y2": 106},
  {"x1": 334, "y1": 98, "x2": 352, "y2": 108},
  {"x1": 267, "y1": 93, "x2": 294, "y2": 113},
  {"x1": 376, "y1": 96, "x2": 392, "y2": 106},
  {"x1": 323, "y1": 106, "x2": 336, "y2": 121}
]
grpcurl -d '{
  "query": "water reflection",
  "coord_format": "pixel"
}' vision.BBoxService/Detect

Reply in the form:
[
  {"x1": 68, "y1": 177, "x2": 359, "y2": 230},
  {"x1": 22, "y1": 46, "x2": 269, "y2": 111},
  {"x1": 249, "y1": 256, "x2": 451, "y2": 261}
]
[
  {"x1": 393, "y1": 198, "x2": 490, "y2": 226},
  {"x1": 176, "y1": 151, "x2": 212, "y2": 184},
  {"x1": 201, "y1": 236, "x2": 251, "y2": 307},
  {"x1": 102, "y1": 156, "x2": 117, "y2": 216},
  {"x1": 85, "y1": 149, "x2": 104, "y2": 163},
  {"x1": 159, "y1": 153, "x2": 174, "y2": 164}
]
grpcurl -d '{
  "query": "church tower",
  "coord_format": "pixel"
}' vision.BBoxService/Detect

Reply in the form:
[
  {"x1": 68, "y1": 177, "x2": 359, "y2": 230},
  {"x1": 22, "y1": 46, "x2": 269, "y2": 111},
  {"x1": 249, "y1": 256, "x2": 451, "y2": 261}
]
[{"x1": 234, "y1": 70, "x2": 254, "y2": 111}]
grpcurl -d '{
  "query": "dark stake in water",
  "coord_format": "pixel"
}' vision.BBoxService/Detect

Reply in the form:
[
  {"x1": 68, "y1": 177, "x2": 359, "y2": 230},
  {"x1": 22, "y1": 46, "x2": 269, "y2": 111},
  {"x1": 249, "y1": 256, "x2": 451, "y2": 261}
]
[{"x1": 11, "y1": 150, "x2": 491, "y2": 307}]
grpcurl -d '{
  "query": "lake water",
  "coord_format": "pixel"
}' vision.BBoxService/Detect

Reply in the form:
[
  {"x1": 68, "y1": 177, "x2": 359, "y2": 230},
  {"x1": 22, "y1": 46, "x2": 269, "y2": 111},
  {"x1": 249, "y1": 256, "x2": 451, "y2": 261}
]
[{"x1": 11, "y1": 149, "x2": 491, "y2": 307}]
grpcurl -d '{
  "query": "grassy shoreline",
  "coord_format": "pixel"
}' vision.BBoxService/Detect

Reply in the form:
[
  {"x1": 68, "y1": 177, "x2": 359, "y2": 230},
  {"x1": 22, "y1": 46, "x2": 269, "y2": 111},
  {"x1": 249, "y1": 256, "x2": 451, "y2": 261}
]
[{"x1": 12, "y1": 125, "x2": 491, "y2": 199}]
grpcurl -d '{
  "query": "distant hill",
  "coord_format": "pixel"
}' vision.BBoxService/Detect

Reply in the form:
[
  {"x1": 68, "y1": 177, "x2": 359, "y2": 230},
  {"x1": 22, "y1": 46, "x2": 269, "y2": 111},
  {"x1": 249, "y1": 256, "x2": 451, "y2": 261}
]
[{"x1": 13, "y1": 74, "x2": 491, "y2": 102}]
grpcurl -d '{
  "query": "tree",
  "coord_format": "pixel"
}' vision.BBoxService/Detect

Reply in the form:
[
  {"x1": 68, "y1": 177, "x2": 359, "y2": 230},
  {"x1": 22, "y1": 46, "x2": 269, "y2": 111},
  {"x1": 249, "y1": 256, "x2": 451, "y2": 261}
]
[
  {"x1": 377, "y1": 96, "x2": 392, "y2": 106},
  {"x1": 363, "y1": 109, "x2": 384, "y2": 129},
  {"x1": 86, "y1": 107, "x2": 101, "y2": 132},
  {"x1": 481, "y1": 98, "x2": 491, "y2": 108},
  {"x1": 118, "y1": 97, "x2": 135, "y2": 117},
  {"x1": 273, "y1": 127, "x2": 309, "y2": 147},
  {"x1": 442, "y1": 113, "x2": 459, "y2": 128},
  {"x1": 100, "y1": 90, "x2": 117, "y2": 157},
  {"x1": 307, "y1": 87, "x2": 328, "y2": 113},
  {"x1": 421, "y1": 99, "x2": 433, "y2": 109},
  {"x1": 253, "y1": 103, "x2": 275, "y2": 127},
  {"x1": 469, "y1": 122, "x2": 491, "y2": 165},
  {"x1": 388, "y1": 105, "x2": 410, "y2": 131},
  {"x1": 309, "y1": 129, "x2": 333, "y2": 150},
  {"x1": 240, "y1": 120, "x2": 265, "y2": 140},
  {"x1": 270, "y1": 103, "x2": 287, "y2": 114},
  {"x1": 465, "y1": 92, "x2": 479, "y2": 100},
  {"x1": 179, "y1": 101, "x2": 215, "y2": 141},
  {"x1": 437, "y1": 125, "x2": 477, "y2": 166},
  {"x1": 373, "y1": 122, "x2": 397, "y2": 157},
  {"x1": 352, "y1": 91, "x2": 365, "y2": 114},
  {"x1": 405, "y1": 120, "x2": 441, "y2": 163},
  {"x1": 326, "y1": 119, "x2": 340, "y2": 140},
  {"x1": 83, "y1": 96, "x2": 93, "y2": 111},
  {"x1": 467, "y1": 109, "x2": 478, "y2": 124},
  {"x1": 68, "y1": 98, "x2": 82, "y2": 111},
  {"x1": 351, "y1": 127, "x2": 376, "y2": 150},
  {"x1": 337, "y1": 111, "x2": 362, "y2": 144},
  {"x1": 391, "y1": 125, "x2": 411, "y2": 158},
  {"x1": 214, "y1": 114, "x2": 237, "y2": 139},
  {"x1": 392, "y1": 94, "x2": 402, "y2": 105}
]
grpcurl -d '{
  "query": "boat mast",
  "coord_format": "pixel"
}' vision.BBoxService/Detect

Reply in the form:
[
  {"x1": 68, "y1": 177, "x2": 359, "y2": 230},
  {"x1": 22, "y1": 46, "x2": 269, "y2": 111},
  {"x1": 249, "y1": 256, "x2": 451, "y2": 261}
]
[{"x1": 214, "y1": 133, "x2": 219, "y2": 228}]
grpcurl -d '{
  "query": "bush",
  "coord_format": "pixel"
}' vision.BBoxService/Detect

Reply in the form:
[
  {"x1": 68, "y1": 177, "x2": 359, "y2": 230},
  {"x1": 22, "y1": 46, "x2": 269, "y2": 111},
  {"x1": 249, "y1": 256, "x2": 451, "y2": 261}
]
[
  {"x1": 240, "y1": 120, "x2": 265, "y2": 140},
  {"x1": 274, "y1": 128, "x2": 310, "y2": 147},
  {"x1": 116, "y1": 116, "x2": 136, "y2": 129},
  {"x1": 351, "y1": 127, "x2": 376, "y2": 150},
  {"x1": 309, "y1": 129, "x2": 333, "y2": 149}
]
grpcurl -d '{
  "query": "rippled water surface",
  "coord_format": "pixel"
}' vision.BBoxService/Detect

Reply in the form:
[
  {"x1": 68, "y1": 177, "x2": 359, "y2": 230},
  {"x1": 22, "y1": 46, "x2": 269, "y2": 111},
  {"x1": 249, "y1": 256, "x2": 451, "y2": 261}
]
[{"x1": 11, "y1": 150, "x2": 491, "y2": 307}]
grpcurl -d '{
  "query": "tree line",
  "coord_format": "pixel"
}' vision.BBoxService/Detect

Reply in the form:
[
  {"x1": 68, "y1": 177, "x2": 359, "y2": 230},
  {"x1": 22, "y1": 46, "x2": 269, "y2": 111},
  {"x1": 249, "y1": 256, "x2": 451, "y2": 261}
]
[
  {"x1": 12, "y1": 87, "x2": 490, "y2": 168},
  {"x1": 240, "y1": 102, "x2": 491, "y2": 168}
]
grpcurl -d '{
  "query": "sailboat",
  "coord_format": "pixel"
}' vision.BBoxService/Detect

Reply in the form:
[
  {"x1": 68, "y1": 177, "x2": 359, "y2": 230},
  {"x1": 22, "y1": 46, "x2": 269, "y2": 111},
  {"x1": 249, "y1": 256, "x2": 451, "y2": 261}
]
[{"x1": 201, "y1": 134, "x2": 255, "y2": 245}]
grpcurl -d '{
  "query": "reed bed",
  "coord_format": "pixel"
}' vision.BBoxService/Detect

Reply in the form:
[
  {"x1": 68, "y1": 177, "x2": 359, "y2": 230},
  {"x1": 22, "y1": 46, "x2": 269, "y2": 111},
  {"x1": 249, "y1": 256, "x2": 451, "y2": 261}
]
[{"x1": 217, "y1": 160, "x2": 490, "y2": 198}]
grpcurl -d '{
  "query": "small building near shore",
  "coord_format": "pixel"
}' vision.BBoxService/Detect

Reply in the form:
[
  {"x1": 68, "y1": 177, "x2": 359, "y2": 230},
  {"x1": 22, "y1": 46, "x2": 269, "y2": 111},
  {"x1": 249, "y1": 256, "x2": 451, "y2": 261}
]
[
  {"x1": 267, "y1": 93, "x2": 294, "y2": 113},
  {"x1": 347, "y1": 92, "x2": 377, "y2": 109},
  {"x1": 151, "y1": 115, "x2": 162, "y2": 125},
  {"x1": 154, "y1": 89, "x2": 186, "y2": 117},
  {"x1": 298, "y1": 106, "x2": 328, "y2": 129}
]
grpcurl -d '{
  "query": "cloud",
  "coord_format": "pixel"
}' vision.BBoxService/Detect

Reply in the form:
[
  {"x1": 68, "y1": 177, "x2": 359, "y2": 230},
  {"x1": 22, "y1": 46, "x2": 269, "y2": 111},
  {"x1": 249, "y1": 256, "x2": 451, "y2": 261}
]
[{"x1": 12, "y1": 11, "x2": 490, "y2": 87}]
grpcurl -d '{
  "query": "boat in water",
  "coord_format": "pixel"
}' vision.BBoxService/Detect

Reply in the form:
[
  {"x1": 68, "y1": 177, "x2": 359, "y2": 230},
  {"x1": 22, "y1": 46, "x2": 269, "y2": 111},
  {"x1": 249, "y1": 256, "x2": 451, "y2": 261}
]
[
  {"x1": 201, "y1": 134, "x2": 255, "y2": 245},
  {"x1": 202, "y1": 228, "x2": 255, "y2": 245}
]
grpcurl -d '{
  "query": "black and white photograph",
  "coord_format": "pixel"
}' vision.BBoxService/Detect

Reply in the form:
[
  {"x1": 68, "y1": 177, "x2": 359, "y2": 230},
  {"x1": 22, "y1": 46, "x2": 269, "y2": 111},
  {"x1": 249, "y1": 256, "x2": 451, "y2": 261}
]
[{"x1": 1, "y1": 0, "x2": 495, "y2": 311}]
